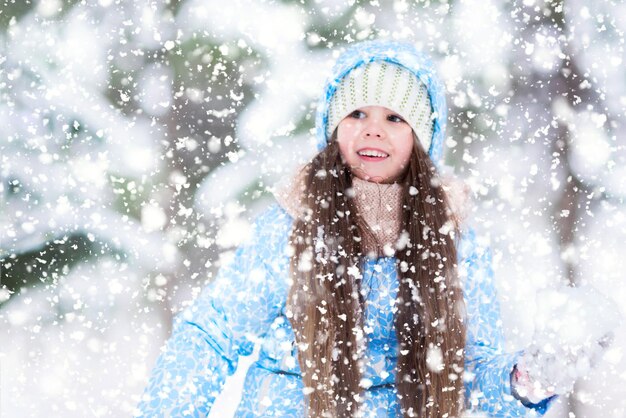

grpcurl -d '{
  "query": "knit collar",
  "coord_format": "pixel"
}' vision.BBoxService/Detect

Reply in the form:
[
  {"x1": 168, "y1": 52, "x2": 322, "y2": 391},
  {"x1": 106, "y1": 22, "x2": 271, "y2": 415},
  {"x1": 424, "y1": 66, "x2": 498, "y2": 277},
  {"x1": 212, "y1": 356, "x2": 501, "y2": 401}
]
[
  {"x1": 350, "y1": 177, "x2": 403, "y2": 256},
  {"x1": 273, "y1": 167, "x2": 471, "y2": 256},
  {"x1": 273, "y1": 169, "x2": 404, "y2": 256}
]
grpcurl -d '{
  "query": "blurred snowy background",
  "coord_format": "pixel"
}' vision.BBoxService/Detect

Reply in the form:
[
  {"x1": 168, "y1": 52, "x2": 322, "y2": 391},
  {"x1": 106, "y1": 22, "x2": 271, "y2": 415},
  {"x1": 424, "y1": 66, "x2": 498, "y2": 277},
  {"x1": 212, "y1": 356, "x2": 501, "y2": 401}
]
[{"x1": 1, "y1": 0, "x2": 625, "y2": 416}]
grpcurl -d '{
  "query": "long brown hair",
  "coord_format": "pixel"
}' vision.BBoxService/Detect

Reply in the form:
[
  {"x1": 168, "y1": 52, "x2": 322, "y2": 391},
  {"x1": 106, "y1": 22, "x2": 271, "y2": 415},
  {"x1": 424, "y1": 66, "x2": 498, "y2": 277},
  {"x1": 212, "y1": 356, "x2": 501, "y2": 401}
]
[{"x1": 287, "y1": 132, "x2": 466, "y2": 417}]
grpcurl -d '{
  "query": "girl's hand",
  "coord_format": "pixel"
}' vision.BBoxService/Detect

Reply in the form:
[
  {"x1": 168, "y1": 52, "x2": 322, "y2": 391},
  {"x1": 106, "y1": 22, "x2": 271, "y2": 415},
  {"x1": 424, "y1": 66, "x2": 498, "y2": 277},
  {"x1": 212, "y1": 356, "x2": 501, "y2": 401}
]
[
  {"x1": 513, "y1": 286, "x2": 622, "y2": 402},
  {"x1": 511, "y1": 362, "x2": 556, "y2": 404}
]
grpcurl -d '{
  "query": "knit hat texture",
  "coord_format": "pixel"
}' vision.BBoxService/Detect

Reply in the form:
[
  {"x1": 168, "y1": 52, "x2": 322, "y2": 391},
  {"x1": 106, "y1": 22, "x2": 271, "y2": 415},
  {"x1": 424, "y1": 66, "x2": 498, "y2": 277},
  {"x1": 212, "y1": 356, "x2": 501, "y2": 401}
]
[{"x1": 326, "y1": 61, "x2": 434, "y2": 153}]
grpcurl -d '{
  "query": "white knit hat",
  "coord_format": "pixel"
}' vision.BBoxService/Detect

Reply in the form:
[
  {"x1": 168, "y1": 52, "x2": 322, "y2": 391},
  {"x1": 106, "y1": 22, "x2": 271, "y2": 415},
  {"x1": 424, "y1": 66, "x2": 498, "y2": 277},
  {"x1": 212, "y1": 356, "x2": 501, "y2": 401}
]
[{"x1": 326, "y1": 61, "x2": 434, "y2": 152}]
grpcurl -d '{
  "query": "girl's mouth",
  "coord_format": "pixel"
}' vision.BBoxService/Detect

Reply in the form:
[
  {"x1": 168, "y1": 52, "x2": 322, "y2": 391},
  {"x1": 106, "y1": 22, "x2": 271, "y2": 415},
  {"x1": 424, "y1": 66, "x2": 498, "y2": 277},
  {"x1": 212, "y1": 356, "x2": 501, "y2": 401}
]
[{"x1": 357, "y1": 149, "x2": 389, "y2": 161}]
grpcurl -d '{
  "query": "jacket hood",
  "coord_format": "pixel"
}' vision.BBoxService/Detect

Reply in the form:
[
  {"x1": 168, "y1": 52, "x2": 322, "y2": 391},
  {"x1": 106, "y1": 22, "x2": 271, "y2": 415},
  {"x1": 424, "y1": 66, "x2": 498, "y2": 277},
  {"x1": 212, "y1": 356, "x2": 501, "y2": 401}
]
[{"x1": 314, "y1": 40, "x2": 448, "y2": 168}]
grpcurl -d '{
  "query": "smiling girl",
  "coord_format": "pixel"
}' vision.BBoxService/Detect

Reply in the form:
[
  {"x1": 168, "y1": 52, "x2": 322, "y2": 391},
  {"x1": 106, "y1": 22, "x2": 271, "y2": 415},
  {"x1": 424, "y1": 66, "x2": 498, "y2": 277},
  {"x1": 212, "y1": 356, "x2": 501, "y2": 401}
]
[
  {"x1": 136, "y1": 40, "x2": 617, "y2": 417},
  {"x1": 336, "y1": 106, "x2": 415, "y2": 183}
]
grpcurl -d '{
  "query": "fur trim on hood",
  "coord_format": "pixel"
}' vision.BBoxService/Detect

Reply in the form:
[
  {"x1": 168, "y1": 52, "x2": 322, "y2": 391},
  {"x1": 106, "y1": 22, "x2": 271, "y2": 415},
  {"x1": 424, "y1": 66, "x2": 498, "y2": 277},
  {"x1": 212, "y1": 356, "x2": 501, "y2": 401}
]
[{"x1": 274, "y1": 166, "x2": 471, "y2": 222}]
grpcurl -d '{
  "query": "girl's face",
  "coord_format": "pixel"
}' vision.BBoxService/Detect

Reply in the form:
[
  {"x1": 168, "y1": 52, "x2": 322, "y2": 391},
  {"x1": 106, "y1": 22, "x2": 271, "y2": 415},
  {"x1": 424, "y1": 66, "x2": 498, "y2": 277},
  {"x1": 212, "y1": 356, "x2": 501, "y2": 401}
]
[{"x1": 336, "y1": 105, "x2": 415, "y2": 184}]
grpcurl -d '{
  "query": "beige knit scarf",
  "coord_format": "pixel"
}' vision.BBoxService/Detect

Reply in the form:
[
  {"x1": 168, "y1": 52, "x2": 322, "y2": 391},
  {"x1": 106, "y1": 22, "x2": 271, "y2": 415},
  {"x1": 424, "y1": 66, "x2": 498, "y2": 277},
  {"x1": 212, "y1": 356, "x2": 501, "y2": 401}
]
[{"x1": 273, "y1": 166, "x2": 471, "y2": 256}]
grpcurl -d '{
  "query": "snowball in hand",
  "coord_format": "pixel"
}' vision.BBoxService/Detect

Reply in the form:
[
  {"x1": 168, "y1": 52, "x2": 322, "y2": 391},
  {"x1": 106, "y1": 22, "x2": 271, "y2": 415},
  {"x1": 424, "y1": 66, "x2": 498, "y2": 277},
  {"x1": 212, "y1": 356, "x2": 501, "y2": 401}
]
[{"x1": 521, "y1": 285, "x2": 623, "y2": 395}]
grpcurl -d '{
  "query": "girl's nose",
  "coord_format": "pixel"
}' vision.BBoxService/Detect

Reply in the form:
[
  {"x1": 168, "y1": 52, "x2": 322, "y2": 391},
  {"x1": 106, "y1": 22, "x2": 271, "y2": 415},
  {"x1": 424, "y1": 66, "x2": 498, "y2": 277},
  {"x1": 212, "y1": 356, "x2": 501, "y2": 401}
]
[{"x1": 363, "y1": 119, "x2": 385, "y2": 139}]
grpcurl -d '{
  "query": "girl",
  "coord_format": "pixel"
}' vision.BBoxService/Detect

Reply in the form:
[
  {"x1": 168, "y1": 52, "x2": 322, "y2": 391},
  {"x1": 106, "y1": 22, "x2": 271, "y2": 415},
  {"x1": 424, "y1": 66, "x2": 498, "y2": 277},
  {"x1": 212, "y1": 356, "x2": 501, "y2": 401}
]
[{"x1": 135, "y1": 41, "x2": 617, "y2": 417}]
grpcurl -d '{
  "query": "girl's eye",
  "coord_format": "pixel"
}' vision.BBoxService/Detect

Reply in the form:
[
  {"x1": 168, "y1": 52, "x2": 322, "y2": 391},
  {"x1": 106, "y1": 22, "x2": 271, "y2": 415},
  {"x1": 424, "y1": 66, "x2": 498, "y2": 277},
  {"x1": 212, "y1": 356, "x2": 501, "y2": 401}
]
[
  {"x1": 349, "y1": 110, "x2": 366, "y2": 119},
  {"x1": 387, "y1": 114, "x2": 405, "y2": 123}
]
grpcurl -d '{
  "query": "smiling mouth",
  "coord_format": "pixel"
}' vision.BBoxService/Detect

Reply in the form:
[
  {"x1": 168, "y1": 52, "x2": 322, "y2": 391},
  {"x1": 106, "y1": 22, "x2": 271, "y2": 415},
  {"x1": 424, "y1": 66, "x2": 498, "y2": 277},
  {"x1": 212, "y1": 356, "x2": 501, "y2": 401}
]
[{"x1": 357, "y1": 149, "x2": 389, "y2": 160}]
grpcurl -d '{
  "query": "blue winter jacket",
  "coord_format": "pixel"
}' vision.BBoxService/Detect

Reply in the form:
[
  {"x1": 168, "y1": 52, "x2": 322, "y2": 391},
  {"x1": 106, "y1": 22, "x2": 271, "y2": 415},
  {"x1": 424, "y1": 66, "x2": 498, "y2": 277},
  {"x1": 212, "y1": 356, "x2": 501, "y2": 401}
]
[
  {"x1": 136, "y1": 41, "x2": 557, "y2": 417},
  {"x1": 136, "y1": 205, "x2": 555, "y2": 417}
]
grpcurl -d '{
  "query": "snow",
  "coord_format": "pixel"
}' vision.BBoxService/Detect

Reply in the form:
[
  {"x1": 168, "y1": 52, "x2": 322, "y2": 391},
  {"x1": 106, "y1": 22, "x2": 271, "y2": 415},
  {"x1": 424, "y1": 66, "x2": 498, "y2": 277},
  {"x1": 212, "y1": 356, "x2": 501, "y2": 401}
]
[{"x1": 1, "y1": 0, "x2": 626, "y2": 417}]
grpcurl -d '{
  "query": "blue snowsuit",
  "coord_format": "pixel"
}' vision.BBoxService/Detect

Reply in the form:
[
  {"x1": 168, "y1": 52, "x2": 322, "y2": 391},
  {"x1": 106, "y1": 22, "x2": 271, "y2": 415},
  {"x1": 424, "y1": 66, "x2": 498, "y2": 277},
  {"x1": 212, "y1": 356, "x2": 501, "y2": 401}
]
[{"x1": 136, "y1": 41, "x2": 557, "y2": 417}]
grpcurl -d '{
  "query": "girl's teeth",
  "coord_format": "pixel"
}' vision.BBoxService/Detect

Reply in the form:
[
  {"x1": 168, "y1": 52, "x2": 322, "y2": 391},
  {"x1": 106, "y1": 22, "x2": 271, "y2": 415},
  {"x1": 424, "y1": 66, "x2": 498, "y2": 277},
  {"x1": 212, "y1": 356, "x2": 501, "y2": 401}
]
[{"x1": 358, "y1": 150, "x2": 388, "y2": 157}]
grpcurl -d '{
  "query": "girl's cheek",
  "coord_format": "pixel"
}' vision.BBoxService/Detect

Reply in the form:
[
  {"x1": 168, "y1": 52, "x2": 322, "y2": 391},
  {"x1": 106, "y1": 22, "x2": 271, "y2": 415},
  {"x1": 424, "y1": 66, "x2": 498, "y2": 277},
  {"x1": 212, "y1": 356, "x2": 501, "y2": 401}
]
[{"x1": 337, "y1": 140, "x2": 352, "y2": 162}]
